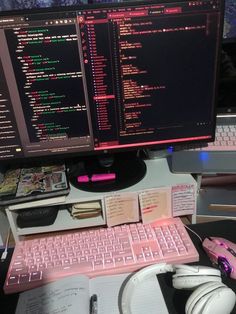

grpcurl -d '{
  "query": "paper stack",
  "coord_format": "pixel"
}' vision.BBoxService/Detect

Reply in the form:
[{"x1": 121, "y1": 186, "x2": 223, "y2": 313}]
[{"x1": 71, "y1": 201, "x2": 102, "y2": 219}]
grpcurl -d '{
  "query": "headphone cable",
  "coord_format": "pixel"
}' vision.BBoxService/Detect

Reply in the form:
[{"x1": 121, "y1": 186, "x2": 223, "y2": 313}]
[{"x1": 184, "y1": 224, "x2": 203, "y2": 243}]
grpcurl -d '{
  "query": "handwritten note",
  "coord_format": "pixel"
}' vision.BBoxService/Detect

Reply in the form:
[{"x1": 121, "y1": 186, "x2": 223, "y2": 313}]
[
  {"x1": 172, "y1": 184, "x2": 196, "y2": 216},
  {"x1": 15, "y1": 276, "x2": 89, "y2": 314},
  {"x1": 139, "y1": 187, "x2": 171, "y2": 224},
  {"x1": 105, "y1": 192, "x2": 139, "y2": 227}
]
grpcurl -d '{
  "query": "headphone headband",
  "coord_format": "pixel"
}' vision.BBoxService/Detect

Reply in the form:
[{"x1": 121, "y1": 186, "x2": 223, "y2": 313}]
[{"x1": 121, "y1": 263, "x2": 174, "y2": 314}]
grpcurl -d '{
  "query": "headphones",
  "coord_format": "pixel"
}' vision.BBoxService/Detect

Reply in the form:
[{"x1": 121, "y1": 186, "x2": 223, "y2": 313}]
[{"x1": 121, "y1": 263, "x2": 236, "y2": 314}]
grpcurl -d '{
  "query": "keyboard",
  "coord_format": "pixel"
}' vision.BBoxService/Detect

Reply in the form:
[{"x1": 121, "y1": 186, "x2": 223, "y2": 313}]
[
  {"x1": 206, "y1": 124, "x2": 236, "y2": 151},
  {"x1": 179, "y1": 124, "x2": 236, "y2": 151},
  {"x1": 4, "y1": 217, "x2": 199, "y2": 294},
  {"x1": 171, "y1": 117, "x2": 236, "y2": 173}
]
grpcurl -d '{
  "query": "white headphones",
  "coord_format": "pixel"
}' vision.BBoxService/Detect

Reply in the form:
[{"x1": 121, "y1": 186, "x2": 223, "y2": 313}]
[{"x1": 121, "y1": 263, "x2": 236, "y2": 314}]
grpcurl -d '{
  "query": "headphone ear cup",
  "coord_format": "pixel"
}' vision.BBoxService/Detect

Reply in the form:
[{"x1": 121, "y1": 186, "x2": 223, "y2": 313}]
[
  {"x1": 173, "y1": 265, "x2": 222, "y2": 290},
  {"x1": 186, "y1": 282, "x2": 224, "y2": 314},
  {"x1": 174, "y1": 265, "x2": 221, "y2": 277},
  {"x1": 173, "y1": 274, "x2": 222, "y2": 290},
  {"x1": 185, "y1": 282, "x2": 236, "y2": 314}
]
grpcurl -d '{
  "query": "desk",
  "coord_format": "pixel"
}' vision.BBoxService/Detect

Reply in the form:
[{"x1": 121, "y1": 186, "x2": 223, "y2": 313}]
[{"x1": 1, "y1": 220, "x2": 236, "y2": 314}]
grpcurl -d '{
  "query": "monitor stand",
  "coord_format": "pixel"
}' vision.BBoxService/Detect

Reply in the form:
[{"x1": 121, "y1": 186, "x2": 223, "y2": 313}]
[{"x1": 68, "y1": 151, "x2": 147, "y2": 192}]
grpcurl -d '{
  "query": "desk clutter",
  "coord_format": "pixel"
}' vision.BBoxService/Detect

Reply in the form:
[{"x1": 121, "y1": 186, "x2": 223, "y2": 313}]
[
  {"x1": 69, "y1": 183, "x2": 196, "y2": 228},
  {"x1": 10, "y1": 182, "x2": 196, "y2": 231},
  {"x1": 3, "y1": 220, "x2": 236, "y2": 314},
  {"x1": 123, "y1": 263, "x2": 236, "y2": 314},
  {"x1": 1, "y1": 160, "x2": 199, "y2": 312},
  {"x1": 16, "y1": 206, "x2": 59, "y2": 228},
  {"x1": 0, "y1": 164, "x2": 69, "y2": 206},
  {"x1": 70, "y1": 201, "x2": 102, "y2": 219},
  {"x1": 13, "y1": 263, "x2": 236, "y2": 314},
  {"x1": 15, "y1": 271, "x2": 169, "y2": 314}
]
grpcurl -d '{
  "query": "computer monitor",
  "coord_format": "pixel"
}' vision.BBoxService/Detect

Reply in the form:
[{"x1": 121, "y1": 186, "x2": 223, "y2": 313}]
[
  {"x1": 223, "y1": 0, "x2": 236, "y2": 42},
  {"x1": 0, "y1": 0, "x2": 224, "y2": 191}
]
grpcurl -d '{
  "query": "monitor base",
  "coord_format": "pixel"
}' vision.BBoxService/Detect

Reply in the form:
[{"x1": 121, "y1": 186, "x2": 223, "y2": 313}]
[{"x1": 68, "y1": 152, "x2": 147, "y2": 192}]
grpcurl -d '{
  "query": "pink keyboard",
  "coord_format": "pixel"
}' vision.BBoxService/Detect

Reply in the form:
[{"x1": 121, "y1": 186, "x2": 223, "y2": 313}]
[{"x1": 4, "y1": 217, "x2": 199, "y2": 294}]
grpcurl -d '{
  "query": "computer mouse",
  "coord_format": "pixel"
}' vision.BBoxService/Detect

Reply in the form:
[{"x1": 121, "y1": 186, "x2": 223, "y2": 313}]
[{"x1": 202, "y1": 237, "x2": 236, "y2": 279}]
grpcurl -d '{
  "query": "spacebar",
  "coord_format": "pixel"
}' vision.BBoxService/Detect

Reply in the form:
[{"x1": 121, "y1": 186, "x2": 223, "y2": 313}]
[{"x1": 42, "y1": 262, "x2": 93, "y2": 280}]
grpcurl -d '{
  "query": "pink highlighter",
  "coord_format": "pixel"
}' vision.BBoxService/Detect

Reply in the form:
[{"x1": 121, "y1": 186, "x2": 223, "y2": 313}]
[{"x1": 77, "y1": 173, "x2": 116, "y2": 183}]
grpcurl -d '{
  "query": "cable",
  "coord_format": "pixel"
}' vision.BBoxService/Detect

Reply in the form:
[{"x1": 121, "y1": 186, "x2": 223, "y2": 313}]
[
  {"x1": 184, "y1": 224, "x2": 203, "y2": 243},
  {"x1": 1, "y1": 227, "x2": 11, "y2": 262}
]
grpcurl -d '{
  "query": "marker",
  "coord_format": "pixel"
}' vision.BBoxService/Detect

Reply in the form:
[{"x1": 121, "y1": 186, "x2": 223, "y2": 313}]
[
  {"x1": 90, "y1": 294, "x2": 98, "y2": 314},
  {"x1": 91, "y1": 173, "x2": 116, "y2": 182},
  {"x1": 77, "y1": 173, "x2": 116, "y2": 183},
  {"x1": 77, "y1": 175, "x2": 89, "y2": 183}
]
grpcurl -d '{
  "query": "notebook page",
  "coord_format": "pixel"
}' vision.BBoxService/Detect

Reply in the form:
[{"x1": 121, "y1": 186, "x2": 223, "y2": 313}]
[
  {"x1": 90, "y1": 273, "x2": 169, "y2": 314},
  {"x1": 15, "y1": 275, "x2": 89, "y2": 314}
]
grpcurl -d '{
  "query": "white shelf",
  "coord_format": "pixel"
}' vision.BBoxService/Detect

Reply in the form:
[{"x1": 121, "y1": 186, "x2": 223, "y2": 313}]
[
  {"x1": 66, "y1": 158, "x2": 197, "y2": 202},
  {"x1": 196, "y1": 186, "x2": 236, "y2": 223},
  {"x1": 5, "y1": 158, "x2": 197, "y2": 241}
]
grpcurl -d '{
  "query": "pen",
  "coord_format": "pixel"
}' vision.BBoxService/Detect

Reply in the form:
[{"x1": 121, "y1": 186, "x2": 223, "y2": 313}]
[{"x1": 90, "y1": 294, "x2": 98, "y2": 314}]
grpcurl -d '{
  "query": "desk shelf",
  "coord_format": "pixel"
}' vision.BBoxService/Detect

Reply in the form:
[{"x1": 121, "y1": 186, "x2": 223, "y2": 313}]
[
  {"x1": 5, "y1": 158, "x2": 197, "y2": 241},
  {"x1": 14, "y1": 207, "x2": 106, "y2": 236}
]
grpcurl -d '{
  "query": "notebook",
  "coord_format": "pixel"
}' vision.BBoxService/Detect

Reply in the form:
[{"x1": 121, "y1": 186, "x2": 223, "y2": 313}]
[{"x1": 15, "y1": 273, "x2": 169, "y2": 314}]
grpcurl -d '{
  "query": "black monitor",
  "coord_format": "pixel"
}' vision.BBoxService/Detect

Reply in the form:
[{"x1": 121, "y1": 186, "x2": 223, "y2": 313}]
[
  {"x1": 223, "y1": 0, "x2": 236, "y2": 42},
  {"x1": 0, "y1": 0, "x2": 224, "y2": 191}
]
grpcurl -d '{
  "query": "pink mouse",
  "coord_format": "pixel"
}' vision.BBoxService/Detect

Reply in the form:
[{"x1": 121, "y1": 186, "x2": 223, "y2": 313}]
[{"x1": 202, "y1": 237, "x2": 236, "y2": 279}]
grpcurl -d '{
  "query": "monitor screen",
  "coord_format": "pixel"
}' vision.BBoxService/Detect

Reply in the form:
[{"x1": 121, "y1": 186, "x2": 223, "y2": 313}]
[
  {"x1": 0, "y1": 0, "x2": 224, "y2": 190},
  {"x1": 0, "y1": 0, "x2": 223, "y2": 189},
  {"x1": 223, "y1": 0, "x2": 236, "y2": 42}
]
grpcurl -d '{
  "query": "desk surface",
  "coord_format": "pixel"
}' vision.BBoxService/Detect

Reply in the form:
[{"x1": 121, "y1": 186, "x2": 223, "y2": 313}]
[{"x1": 1, "y1": 220, "x2": 236, "y2": 314}]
